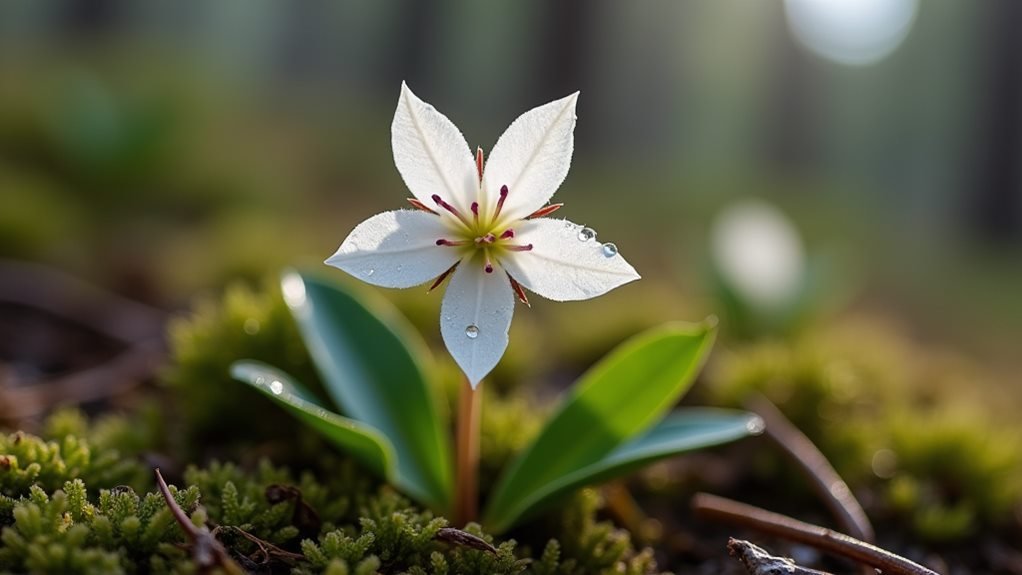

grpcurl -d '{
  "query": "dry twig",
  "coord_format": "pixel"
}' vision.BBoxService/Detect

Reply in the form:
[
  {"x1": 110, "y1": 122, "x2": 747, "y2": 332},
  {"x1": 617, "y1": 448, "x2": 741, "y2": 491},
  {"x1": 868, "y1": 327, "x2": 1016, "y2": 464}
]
[
  {"x1": 728, "y1": 538, "x2": 834, "y2": 575},
  {"x1": 693, "y1": 493, "x2": 938, "y2": 575},
  {"x1": 746, "y1": 394, "x2": 874, "y2": 543}
]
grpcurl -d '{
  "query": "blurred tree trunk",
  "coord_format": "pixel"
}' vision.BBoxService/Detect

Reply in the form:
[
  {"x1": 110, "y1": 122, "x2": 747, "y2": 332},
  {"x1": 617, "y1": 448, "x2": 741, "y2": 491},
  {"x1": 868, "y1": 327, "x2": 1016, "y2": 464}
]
[{"x1": 971, "y1": 0, "x2": 1022, "y2": 244}]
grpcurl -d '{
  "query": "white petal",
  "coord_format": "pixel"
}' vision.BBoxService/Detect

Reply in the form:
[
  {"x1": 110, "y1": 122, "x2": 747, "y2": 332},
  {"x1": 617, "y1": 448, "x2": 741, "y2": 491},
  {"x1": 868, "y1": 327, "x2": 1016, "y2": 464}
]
[
  {"x1": 325, "y1": 210, "x2": 460, "y2": 288},
  {"x1": 392, "y1": 82, "x2": 479, "y2": 215},
  {"x1": 500, "y1": 218, "x2": 640, "y2": 302},
  {"x1": 483, "y1": 92, "x2": 578, "y2": 223},
  {"x1": 440, "y1": 259, "x2": 515, "y2": 387}
]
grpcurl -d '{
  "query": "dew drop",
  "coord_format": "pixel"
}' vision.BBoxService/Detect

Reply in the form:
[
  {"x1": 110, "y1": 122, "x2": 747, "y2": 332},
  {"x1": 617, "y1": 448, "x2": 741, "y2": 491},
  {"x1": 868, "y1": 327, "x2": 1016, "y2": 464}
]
[
  {"x1": 465, "y1": 325, "x2": 479, "y2": 339},
  {"x1": 601, "y1": 242, "x2": 618, "y2": 257},
  {"x1": 366, "y1": 269, "x2": 375, "y2": 277},
  {"x1": 577, "y1": 227, "x2": 597, "y2": 242},
  {"x1": 269, "y1": 380, "x2": 284, "y2": 395}
]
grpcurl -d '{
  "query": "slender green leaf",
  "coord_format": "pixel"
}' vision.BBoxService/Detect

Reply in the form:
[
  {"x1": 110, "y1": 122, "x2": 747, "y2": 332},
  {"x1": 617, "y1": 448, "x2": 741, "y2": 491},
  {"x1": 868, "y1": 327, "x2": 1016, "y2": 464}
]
[
  {"x1": 484, "y1": 321, "x2": 717, "y2": 531},
  {"x1": 487, "y1": 409, "x2": 762, "y2": 531},
  {"x1": 230, "y1": 361, "x2": 396, "y2": 480},
  {"x1": 281, "y1": 271, "x2": 451, "y2": 512}
]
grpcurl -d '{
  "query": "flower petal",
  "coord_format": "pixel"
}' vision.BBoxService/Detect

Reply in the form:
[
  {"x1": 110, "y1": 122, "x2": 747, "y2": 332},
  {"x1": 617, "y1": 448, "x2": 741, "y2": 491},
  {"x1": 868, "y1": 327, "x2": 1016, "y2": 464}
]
[
  {"x1": 392, "y1": 82, "x2": 478, "y2": 214},
  {"x1": 326, "y1": 210, "x2": 461, "y2": 288},
  {"x1": 483, "y1": 92, "x2": 578, "y2": 223},
  {"x1": 501, "y1": 218, "x2": 640, "y2": 302},
  {"x1": 440, "y1": 259, "x2": 515, "y2": 387}
]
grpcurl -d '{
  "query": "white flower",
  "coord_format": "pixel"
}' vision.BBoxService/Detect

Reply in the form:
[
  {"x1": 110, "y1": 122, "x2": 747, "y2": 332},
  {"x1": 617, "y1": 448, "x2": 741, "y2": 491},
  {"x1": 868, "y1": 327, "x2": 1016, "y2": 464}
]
[{"x1": 327, "y1": 83, "x2": 640, "y2": 387}]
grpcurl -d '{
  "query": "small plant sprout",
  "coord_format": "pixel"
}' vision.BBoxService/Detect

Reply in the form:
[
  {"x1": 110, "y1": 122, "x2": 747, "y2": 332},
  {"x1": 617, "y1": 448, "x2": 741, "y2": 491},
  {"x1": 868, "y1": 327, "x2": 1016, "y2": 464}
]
[{"x1": 325, "y1": 83, "x2": 639, "y2": 523}]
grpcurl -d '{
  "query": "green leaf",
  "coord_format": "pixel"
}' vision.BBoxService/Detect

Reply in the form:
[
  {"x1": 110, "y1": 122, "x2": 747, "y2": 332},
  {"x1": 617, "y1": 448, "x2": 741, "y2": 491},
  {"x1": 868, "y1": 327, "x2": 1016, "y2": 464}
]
[
  {"x1": 281, "y1": 271, "x2": 452, "y2": 512},
  {"x1": 229, "y1": 361, "x2": 396, "y2": 480},
  {"x1": 483, "y1": 321, "x2": 717, "y2": 532},
  {"x1": 488, "y1": 409, "x2": 761, "y2": 531}
]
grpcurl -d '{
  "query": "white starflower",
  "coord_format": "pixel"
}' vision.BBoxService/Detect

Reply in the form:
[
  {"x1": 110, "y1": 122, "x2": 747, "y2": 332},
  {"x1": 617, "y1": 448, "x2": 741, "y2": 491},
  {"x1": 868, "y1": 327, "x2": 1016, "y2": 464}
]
[{"x1": 327, "y1": 83, "x2": 640, "y2": 386}]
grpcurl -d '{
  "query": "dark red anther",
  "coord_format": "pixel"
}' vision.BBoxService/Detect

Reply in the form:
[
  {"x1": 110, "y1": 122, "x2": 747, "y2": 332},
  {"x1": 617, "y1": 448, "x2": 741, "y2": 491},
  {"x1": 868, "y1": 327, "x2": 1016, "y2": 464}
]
[
  {"x1": 484, "y1": 263, "x2": 494, "y2": 273},
  {"x1": 492, "y1": 184, "x2": 510, "y2": 220},
  {"x1": 527, "y1": 203, "x2": 563, "y2": 219},
  {"x1": 436, "y1": 238, "x2": 469, "y2": 247},
  {"x1": 471, "y1": 202, "x2": 480, "y2": 224},
  {"x1": 499, "y1": 229, "x2": 515, "y2": 239}
]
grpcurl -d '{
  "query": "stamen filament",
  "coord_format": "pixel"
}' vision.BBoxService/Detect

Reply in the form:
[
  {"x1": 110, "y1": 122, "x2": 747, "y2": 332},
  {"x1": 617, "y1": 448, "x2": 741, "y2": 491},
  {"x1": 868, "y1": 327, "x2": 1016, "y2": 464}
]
[
  {"x1": 527, "y1": 203, "x2": 563, "y2": 219},
  {"x1": 407, "y1": 198, "x2": 439, "y2": 215},
  {"x1": 475, "y1": 233, "x2": 496, "y2": 245},
  {"x1": 432, "y1": 194, "x2": 472, "y2": 227},
  {"x1": 509, "y1": 275, "x2": 530, "y2": 307},
  {"x1": 492, "y1": 185, "x2": 509, "y2": 222},
  {"x1": 428, "y1": 262, "x2": 459, "y2": 292},
  {"x1": 483, "y1": 249, "x2": 494, "y2": 274},
  {"x1": 436, "y1": 238, "x2": 471, "y2": 247},
  {"x1": 506, "y1": 243, "x2": 533, "y2": 252},
  {"x1": 471, "y1": 202, "x2": 480, "y2": 225}
]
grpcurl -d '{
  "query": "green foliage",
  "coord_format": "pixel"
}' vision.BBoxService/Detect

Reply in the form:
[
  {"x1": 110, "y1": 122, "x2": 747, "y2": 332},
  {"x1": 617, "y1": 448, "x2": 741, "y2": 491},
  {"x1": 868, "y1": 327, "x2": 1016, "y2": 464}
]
[
  {"x1": 707, "y1": 319, "x2": 1022, "y2": 541},
  {"x1": 165, "y1": 278, "x2": 324, "y2": 458},
  {"x1": 486, "y1": 321, "x2": 720, "y2": 532},
  {"x1": 0, "y1": 425, "x2": 666, "y2": 575},
  {"x1": 0, "y1": 411, "x2": 149, "y2": 511},
  {"x1": 279, "y1": 271, "x2": 452, "y2": 513}
]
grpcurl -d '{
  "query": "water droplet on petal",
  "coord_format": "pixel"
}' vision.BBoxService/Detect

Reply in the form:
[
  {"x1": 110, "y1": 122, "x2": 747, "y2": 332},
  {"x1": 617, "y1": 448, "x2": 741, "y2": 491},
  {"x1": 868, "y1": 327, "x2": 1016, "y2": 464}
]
[
  {"x1": 366, "y1": 269, "x2": 375, "y2": 276},
  {"x1": 269, "y1": 380, "x2": 284, "y2": 395},
  {"x1": 578, "y1": 227, "x2": 597, "y2": 242},
  {"x1": 601, "y1": 242, "x2": 618, "y2": 257},
  {"x1": 465, "y1": 325, "x2": 479, "y2": 339}
]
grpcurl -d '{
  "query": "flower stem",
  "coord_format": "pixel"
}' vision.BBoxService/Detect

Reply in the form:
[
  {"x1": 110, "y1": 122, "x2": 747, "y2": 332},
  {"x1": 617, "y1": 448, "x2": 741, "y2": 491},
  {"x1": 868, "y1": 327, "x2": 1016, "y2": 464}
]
[{"x1": 455, "y1": 376, "x2": 481, "y2": 526}]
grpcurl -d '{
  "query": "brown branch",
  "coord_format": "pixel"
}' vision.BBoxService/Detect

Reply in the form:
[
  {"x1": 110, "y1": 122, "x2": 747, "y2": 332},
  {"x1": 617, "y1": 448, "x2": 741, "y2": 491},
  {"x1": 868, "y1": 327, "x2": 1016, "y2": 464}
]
[
  {"x1": 693, "y1": 493, "x2": 939, "y2": 575},
  {"x1": 154, "y1": 469, "x2": 245, "y2": 575},
  {"x1": 728, "y1": 538, "x2": 834, "y2": 575},
  {"x1": 746, "y1": 394, "x2": 874, "y2": 542}
]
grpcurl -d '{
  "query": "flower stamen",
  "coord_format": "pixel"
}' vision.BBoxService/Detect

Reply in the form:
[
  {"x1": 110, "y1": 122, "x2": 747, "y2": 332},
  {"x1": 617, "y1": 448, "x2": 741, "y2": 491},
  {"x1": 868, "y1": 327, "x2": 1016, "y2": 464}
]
[
  {"x1": 506, "y1": 243, "x2": 533, "y2": 252},
  {"x1": 471, "y1": 202, "x2": 480, "y2": 225},
  {"x1": 492, "y1": 185, "x2": 509, "y2": 222},
  {"x1": 483, "y1": 250, "x2": 494, "y2": 274},
  {"x1": 427, "y1": 262, "x2": 459, "y2": 292},
  {"x1": 527, "y1": 203, "x2": 563, "y2": 219},
  {"x1": 475, "y1": 233, "x2": 497, "y2": 245},
  {"x1": 432, "y1": 194, "x2": 471, "y2": 227},
  {"x1": 436, "y1": 238, "x2": 471, "y2": 247},
  {"x1": 508, "y1": 275, "x2": 530, "y2": 306},
  {"x1": 499, "y1": 229, "x2": 515, "y2": 240},
  {"x1": 407, "y1": 198, "x2": 439, "y2": 214}
]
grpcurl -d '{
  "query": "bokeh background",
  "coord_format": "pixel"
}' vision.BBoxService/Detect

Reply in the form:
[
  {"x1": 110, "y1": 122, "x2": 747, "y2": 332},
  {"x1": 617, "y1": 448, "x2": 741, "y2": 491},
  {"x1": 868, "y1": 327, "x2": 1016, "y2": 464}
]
[{"x1": 2, "y1": 0, "x2": 1020, "y2": 381}]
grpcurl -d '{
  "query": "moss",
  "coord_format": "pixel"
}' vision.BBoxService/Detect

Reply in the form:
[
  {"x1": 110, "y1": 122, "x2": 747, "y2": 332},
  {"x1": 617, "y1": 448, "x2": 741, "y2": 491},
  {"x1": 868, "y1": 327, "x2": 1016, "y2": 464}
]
[
  {"x1": 164, "y1": 278, "x2": 325, "y2": 460},
  {"x1": 706, "y1": 318, "x2": 1022, "y2": 542}
]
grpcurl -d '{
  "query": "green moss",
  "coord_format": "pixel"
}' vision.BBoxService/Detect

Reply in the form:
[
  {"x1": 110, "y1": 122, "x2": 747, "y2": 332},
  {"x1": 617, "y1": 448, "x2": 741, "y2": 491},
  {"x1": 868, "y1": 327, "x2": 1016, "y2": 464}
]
[
  {"x1": 164, "y1": 278, "x2": 325, "y2": 460},
  {"x1": 706, "y1": 319, "x2": 1022, "y2": 542}
]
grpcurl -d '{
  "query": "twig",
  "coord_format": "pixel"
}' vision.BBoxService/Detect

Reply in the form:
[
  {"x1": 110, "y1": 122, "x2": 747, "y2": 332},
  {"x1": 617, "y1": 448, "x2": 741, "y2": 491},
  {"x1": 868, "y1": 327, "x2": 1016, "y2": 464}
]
[
  {"x1": 0, "y1": 341, "x2": 164, "y2": 420},
  {"x1": 746, "y1": 394, "x2": 874, "y2": 543},
  {"x1": 211, "y1": 525, "x2": 305, "y2": 564},
  {"x1": 154, "y1": 469, "x2": 245, "y2": 575},
  {"x1": 693, "y1": 493, "x2": 938, "y2": 575},
  {"x1": 728, "y1": 538, "x2": 834, "y2": 575},
  {"x1": 434, "y1": 527, "x2": 497, "y2": 554}
]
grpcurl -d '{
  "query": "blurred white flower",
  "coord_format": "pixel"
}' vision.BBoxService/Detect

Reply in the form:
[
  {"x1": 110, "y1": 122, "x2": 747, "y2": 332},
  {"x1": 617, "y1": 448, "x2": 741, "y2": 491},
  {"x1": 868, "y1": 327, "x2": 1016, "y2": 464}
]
[
  {"x1": 711, "y1": 199, "x2": 806, "y2": 311},
  {"x1": 327, "y1": 83, "x2": 639, "y2": 386}
]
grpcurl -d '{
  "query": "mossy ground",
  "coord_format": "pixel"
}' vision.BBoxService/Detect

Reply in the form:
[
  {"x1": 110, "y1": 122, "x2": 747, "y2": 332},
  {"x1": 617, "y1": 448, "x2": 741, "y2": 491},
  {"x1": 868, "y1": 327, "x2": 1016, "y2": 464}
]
[{"x1": 3, "y1": 281, "x2": 1021, "y2": 573}]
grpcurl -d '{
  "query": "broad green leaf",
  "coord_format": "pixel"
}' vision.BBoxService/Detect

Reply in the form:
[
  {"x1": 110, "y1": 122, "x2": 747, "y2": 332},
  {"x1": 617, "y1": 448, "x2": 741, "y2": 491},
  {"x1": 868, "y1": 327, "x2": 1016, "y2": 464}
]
[
  {"x1": 281, "y1": 271, "x2": 452, "y2": 512},
  {"x1": 230, "y1": 361, "x2": 396, "y2": 481},
  {"x1": 484, "y1": 321, "x2": 717, "y2": 531},
  {"x1": 486, "y1": 409, "x2": 762, "y2": 531}
]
